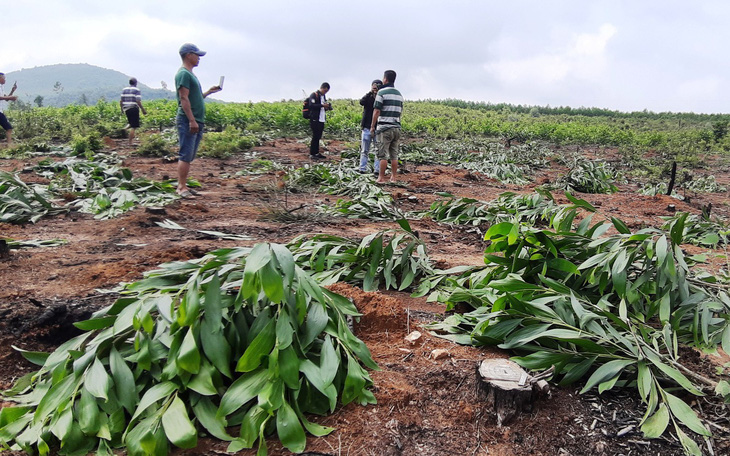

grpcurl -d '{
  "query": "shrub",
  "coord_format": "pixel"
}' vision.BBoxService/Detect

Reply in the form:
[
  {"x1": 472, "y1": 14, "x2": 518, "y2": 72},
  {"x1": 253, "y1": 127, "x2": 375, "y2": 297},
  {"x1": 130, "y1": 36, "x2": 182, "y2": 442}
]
[
  {"x1": 136, "y1": 133, "x2": 174, "y2": 157},
  {"x1": 199, "y1": 126, "x2": 259, "y2": 159}
]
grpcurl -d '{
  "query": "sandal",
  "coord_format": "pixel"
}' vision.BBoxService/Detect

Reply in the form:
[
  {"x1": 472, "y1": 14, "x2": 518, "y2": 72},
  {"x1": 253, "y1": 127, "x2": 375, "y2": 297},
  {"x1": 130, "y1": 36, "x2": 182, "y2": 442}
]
[
  {"x1": 188, "y1": 188, "x2": 201, "y2": 196},
  {"x1": 177, "y1": 190, "x2": 195, "y2": 199}
]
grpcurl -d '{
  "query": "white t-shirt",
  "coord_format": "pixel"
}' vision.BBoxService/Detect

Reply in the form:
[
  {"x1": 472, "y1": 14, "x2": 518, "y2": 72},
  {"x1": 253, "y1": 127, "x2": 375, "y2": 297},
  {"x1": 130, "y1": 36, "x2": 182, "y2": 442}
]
[
  {"x1": 0, "y1": 84, "x2": 6, "y2": 112},
  {"x1": 318, "y1": 95, "x2": 326, "y2": 123}
]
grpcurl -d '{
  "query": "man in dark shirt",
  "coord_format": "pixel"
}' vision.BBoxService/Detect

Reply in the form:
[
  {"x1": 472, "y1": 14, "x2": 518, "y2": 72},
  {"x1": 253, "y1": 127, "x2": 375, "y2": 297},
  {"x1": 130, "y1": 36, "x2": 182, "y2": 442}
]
[
  {"x1": 307, "y1": 82, "x2": 332, "y2": 159},
  {"x1": 358, "y1": 79, "x2": 382, "y2": 173}
]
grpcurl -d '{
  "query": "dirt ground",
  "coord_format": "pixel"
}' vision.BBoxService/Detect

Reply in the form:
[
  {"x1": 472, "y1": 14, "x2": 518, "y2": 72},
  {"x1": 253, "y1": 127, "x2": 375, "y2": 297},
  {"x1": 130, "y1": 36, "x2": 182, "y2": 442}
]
[{"x1": 1, "y1": 137, "x2": 729, "y2": 455}]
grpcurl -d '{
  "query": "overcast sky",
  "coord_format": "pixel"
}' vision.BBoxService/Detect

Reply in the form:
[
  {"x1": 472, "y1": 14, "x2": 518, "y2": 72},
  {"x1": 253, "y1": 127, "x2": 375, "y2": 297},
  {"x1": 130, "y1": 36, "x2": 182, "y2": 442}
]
[{"x1": 4, "y1": 1, "x2": 730, "y2": 113}]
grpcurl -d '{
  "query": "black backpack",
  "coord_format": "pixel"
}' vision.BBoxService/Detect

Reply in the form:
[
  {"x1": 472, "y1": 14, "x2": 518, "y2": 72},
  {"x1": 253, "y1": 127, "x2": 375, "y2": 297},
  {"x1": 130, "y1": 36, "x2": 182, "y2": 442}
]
[
  {"x1": 302, "y1": 91, "x2": 324, "y2": 119},
  {"x1": 302, "y1": 93, "x2": 313, "y2": 119}
]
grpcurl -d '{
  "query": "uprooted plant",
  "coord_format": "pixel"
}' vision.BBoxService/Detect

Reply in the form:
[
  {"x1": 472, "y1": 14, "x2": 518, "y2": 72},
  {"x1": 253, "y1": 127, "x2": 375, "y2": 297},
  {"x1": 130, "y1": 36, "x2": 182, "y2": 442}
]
[
  {"x1": 285, "y1": 161, "x2": 403, "y2": 220},
  {"x1": 287, "y1": 222, "x2": 433, "y2": 292},
  {"x1": 0, "y1": 243, "x2": 377, "y2": 456},
  {"x1": 553, "y1": 158, "x2": 620, "y2": 194},
  {"x1": 0, "y1": 170, "x2": 68, "y2": 224},
  {"x1": 34, "y1": 155, "x2": 183, "y2": 219}
]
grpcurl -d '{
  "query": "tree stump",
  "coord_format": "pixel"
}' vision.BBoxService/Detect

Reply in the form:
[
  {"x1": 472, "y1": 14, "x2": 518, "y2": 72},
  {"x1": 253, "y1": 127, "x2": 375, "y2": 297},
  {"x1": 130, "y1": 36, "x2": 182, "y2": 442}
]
[
  {"x1": 477, "y1": 359, "x2": 551, "y2": 426},
  {"x1": 0, "y1": 239, "x2": 9, "y2": 259}
]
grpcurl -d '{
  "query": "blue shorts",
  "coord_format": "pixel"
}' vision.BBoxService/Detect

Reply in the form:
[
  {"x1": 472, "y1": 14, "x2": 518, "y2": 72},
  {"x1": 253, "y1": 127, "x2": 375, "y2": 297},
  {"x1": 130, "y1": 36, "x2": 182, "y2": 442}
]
[
  {"x1": 0, "y1": 112, "x2": 11, "y2": 131},
  {"x1": 176, "y1": 114, "x2": 204, "y2": 163}
]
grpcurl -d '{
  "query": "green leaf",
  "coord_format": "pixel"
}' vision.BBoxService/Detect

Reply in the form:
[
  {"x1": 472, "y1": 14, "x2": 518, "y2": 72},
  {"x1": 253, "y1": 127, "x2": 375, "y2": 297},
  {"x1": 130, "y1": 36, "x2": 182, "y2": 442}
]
[
  {"x1": 188, "y1": 359, "x2": 219, "y2": 396},
  {"x1": 320, "y1": 336, "x2": 340, "y2": 386},
  {"x1": 73, "y1": 316, "x2": 116, "y2": 331},
  {"x1": 647, "y1": 353, "x2": 703, "y2": 396},
  {"x1": 201, "y1": 318, "x2": 232, "y2": 379},
  {"x1": 565, "y1": 192, "x2": 597, "y2": 212},
  {"x1": 203, "y1": 273, "x2": 223, "y2": 331},
  {"x1": 236, "y1": 318, "x2": 276, "y2": 372},
  {"x1": 342, "y1": 354, "x2": 367, "y2": 406},
  {"x1": 656, "y1": 235, "x2": 668, "y2": 266},
  {"x1": 192, "y1": 396, "x2": 233, "y2": 441},
  {"x1": 11, "y1": 346, "x2": 50, "y2": 366},
  {"x1": 301, "y1": 302, "x2": 329, "y2": 349},
  {"x1": 162, "y1": 395, "x2": 198, "y2": 449},
  {"x1": 669, "y1": 213, "x2": 687, "y2": 245},
  {"x1": 716, "y1": 380, "x2": 730, "y2": 398},
  {"x1": 396, "y1": 218, "x2": 412, "y2": 232},
  {"x1": 580, "y1": 359, "x2": 634, "y2": 394},
  {"x1": 611, "y1": 217, "x2": 631, "y2": 234},
  {"x1": 275, "y1": 308, "x2": 294, "y2": 350},
  {"x1": 261, "y1": 260, "x2": 285, "y2": 302},
  {"x1": 676, "y1": 426, "x2": 703, "y2": 456},
  {"x1": 637, "y1": 361, "x2": 652, "y2": 402},
  {"x1": 276, "y1": 401, "x2": 306, "y2": 453},
  {"x1": 218, "y1": 368, "x2": 270, "y2": 417},
  {"x1": 84, "y1": 357, "x2": 112, "y2": 401},
  {"x1": 110, "y1": 346, "x2": 138, "y2": 413},
  {"x1": 131, "y1": 381, "x2": 177, "y2": 422},
  {"x1": 49, "y1": 407, "x2": 72, "y2": 441},
  {"x1": 77, "y1": 387, "x2": 101, "y2": 434},
  {"x1": 665, "y1": 393, "x2": 710, "y2": 436},
  {"x1": 722, "y1": 325, "x2": 730, "y2": 356},
  {"x1": 498, "y1": 323, "x2": 551, "y2": 349},
  {"x1": 177, "y1": 326, "x2": 201, "y2": 374},
  {"x1": 279, "y1": 346, "x2": 301, "y2": 389},
  {"x1": 34, "y1": 374, "x2": 79, "y2": 425},
  {"x1": 640, "y1": 403, "x2": 669, "y2": 438}
]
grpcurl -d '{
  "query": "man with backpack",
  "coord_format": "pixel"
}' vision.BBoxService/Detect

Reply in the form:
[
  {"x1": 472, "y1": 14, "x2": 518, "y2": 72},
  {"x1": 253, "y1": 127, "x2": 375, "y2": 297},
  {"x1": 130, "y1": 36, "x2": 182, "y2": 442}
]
[{"x1": 306, "y1": 82, "x2": 332, "y2": 159}]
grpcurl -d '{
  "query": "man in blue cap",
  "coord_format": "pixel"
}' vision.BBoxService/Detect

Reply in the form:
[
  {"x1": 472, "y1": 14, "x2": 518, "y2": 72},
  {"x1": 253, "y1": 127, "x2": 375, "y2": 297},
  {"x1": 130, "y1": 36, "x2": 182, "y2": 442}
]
[{"x1": 174, "y1": 43, "x2": 222, "y2": 198}]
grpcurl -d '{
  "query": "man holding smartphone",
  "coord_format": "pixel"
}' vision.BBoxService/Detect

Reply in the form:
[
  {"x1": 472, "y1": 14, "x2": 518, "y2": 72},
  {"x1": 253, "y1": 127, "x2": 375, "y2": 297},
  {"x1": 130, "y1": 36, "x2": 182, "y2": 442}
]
[
  {"x1": 307, "y1": 82, "x2": 332, "y2": 159},
  {"x1": 174, "y1": 43, "x2": 222, "y2": 198},
  {"x1": 0, "y1": 73, "x2": 18, "y2": 147}
]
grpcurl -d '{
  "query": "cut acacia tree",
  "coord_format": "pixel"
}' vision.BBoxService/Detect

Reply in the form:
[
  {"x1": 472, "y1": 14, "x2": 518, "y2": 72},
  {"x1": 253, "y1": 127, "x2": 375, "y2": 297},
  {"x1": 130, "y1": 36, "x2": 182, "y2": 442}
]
[
  {"x1": 0, "y1": 243, "x2": 378, "y2": 456},
  {"x1": 477, "y1": 359, "x2": 551, "y2": 426}
]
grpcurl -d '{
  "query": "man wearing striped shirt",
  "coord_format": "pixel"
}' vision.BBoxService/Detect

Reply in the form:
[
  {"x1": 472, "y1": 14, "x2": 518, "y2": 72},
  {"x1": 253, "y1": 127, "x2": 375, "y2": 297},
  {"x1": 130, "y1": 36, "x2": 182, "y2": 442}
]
[
  {"x1": 119, "y1": 77, "x2": 146, "y2": 145},
  {"x1": 370, "y1": 70, "x2": 403, "y2": 184}
]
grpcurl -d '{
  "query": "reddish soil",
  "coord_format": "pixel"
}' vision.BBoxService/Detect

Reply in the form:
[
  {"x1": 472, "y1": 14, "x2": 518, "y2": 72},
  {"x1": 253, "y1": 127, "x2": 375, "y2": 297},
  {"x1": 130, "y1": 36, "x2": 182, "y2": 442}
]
[{"x1": 1, "y1": 138, "x2": 729, "y2": 455}]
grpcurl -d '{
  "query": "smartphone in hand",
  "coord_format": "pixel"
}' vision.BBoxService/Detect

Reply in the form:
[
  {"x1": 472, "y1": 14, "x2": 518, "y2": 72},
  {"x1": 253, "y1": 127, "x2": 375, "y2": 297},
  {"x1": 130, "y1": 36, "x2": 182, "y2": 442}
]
[{"x1": 218, "y1": 76, "x2": 225, "y2": 88}]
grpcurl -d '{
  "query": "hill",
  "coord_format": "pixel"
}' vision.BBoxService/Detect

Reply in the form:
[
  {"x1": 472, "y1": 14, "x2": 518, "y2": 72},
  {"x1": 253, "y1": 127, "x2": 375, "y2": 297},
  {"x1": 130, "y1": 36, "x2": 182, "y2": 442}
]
[{"x1": 4, "y1": 63, "x2": 176, "y2": 107}]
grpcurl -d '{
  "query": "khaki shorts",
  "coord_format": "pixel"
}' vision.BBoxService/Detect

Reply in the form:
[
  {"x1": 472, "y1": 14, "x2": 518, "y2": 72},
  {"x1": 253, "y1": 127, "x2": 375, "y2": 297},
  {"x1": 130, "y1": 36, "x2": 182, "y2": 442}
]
[{"x1": 375, "y1": 127, "x2": 401, "y2": 161}]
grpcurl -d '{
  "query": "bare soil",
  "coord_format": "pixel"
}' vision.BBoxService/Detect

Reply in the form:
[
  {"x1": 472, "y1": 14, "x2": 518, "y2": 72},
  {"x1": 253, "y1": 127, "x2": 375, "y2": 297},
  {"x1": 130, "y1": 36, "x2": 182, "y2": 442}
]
[{"x1": 1, "y1": 138, "x2": 729, "y2": 455}]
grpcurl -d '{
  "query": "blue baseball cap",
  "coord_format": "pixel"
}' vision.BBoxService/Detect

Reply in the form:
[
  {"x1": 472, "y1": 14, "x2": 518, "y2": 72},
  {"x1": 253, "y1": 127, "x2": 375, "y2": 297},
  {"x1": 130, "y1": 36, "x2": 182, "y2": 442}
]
[{"x1": 179, "y1": 43, "x2": 206, "y2": 57}]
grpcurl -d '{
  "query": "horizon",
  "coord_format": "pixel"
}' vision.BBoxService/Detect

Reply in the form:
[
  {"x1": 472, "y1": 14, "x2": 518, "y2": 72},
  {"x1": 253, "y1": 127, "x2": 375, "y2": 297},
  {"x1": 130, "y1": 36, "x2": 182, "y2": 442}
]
[{"x1": 6, "y1": 62, "x2": 730, "y2": 117}]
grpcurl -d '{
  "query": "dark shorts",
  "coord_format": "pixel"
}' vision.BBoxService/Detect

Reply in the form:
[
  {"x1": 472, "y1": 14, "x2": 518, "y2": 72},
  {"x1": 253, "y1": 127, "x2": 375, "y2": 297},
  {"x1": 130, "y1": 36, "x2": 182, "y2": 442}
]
[
  {"x1": 124, "y1": 107, "x2": 140, "y2": 128},
  {"x1": 0, "y1": 112, "x2": 12, "y2": 131},
  {"x1": 176, "y1": 114, "x2": 204, "y2": 163}
]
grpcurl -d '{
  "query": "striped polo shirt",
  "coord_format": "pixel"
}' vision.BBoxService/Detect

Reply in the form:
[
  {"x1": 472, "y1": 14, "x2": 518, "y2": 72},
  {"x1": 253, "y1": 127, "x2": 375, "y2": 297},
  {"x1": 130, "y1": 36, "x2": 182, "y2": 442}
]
[
  {"x1": 374, "y1": 84, "x2": 403, "y2": 132},
  {"x1": 120, "y1": 86, "x2": 141, "y2": 111}
]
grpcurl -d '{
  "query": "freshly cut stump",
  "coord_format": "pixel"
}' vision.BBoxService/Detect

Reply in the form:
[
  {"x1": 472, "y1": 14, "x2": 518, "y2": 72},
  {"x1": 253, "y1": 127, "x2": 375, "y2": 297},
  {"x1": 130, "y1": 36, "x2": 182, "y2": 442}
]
[{"x1": 478, "y1": 358, "x2": 536, "y2": 426}]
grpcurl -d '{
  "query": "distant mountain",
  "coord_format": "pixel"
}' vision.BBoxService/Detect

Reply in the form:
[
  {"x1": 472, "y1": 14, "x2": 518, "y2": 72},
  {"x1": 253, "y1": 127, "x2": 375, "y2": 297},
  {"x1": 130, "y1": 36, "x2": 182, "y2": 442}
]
[{"x1": 4, "y1": 63, "x2": 176, "y2": 107}]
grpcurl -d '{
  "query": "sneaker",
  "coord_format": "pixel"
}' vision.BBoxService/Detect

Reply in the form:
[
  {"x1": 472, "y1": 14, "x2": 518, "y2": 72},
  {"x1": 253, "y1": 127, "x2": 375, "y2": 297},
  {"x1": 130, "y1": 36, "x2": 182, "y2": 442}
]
[
  {"x1": 358, "y1": 169, "x2": 368, "y2": 174},
  {"x1": 311, "y1": 153, "x2": 326, "y2": 160}
]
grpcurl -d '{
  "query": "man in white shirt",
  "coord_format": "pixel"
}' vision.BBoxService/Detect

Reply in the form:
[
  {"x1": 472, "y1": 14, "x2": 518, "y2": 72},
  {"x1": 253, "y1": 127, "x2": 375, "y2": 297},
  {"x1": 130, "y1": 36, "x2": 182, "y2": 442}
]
[{"x1": 0, "y1": 72, "x2": 18, "y2": 147}]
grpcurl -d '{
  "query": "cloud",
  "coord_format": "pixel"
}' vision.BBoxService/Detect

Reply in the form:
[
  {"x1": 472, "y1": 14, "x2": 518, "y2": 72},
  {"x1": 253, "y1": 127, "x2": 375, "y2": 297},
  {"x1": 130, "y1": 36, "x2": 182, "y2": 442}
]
[
  {"x1": 4, "y1": 1, "x2": 730, "y2": 113},
  {"x1": 484, "y1": 23, "x2": 617, "y2": 88}
]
